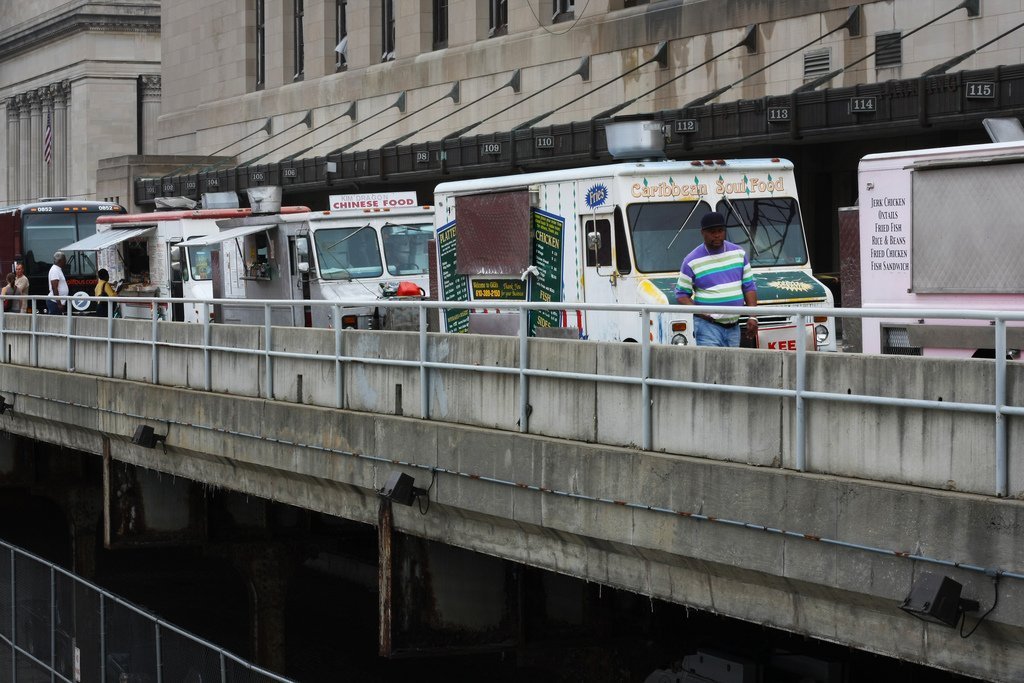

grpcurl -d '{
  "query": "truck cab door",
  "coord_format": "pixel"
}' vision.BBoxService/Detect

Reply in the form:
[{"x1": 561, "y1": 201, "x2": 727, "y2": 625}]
[
  {"x1": 168, "y1": 241, "x2": 184, "y2": 322},
  {"x1": 289, "y1": 235, "x2": 313, "y2": 327},
  {"x1": 581, "y1": 208, "x2": 632, "y2": 340}
]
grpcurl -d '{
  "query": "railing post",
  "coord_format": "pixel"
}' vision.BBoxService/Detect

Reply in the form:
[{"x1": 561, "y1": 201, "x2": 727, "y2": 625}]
[
  {"x1": 795, "y1": 313, "x2": 807, "y2": 472},
  {"x1": 202, "y1": 303, "x2": 211, "y2": 392},
  {"x1": 264, "y1": 304, "x2": 273, "y2": 399},
  {"x1": 9, "y1": 548, "x2": 15, "y2": 682},
  {"x1": 995, "y1": 317, "x2": 1007, "y2": 497},
  {"x1": 106, "y1": 305, "x2": 114, "y2": 378},
  {"x1": 50, "y1": 565, "x2": 55, "y2": 679},
  {"x1": 65, "y1": 304, "x2": 73, "y2": 372},
  {"x1": 518, "y1": 306, "x2": 529, "y2": 433},
  {"x1": 155, "y1": 622, "x2": 162, "y2": 683},
  {"x1": 641, "y1": 307, "x2": 652, "y2": 451},
  {"x1": 419, "y1": 304, "x2": 429, "y2": 420},
  {"x1": 0, "y1": 303, "x2": 6, "y2": 363},
  {"x1": 334, "y1": 304, "x2": 344, "y2": 409},
  {"x1": 30, "y1": 306, "x2": 38, "y2": 368},
  {"x1": 151, "y1": 300, "x2": 159, "y2": 385}
]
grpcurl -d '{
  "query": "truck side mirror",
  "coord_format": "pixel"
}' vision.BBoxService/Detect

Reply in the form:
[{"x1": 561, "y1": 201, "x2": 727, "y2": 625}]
[
  {"x1": 298, "y1": 261, "x2": 309, "y2": 274},
  {"x1": 586, "y1": 231, "x2": 602, "y2": 252},
  {"x1": 170, "y1": 246, "x2": 181, "y2": 264}
]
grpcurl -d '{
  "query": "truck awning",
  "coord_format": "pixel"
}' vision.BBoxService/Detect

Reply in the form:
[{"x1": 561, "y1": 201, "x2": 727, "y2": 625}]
[
  {"x1": 177, "y1": 223, "x2": 276, "y2": 247},
  {"x1": 60, "y1": 226, "x2": 154, "y2": 252}
]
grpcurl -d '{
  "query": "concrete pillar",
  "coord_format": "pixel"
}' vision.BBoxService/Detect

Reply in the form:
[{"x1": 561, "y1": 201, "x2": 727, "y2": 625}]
[
  {"x1": 28, "y1": 91, "x2": 42, "y2": 202},
  {"x1": 18, "y1": 95, "x2": 30, "y2": 203},
  {"x1": 54, "y1": 81, "x2": 70, "y2": 197},
  {"x1": 140, "y1": 75, "x2": 161, "y2": 155},
  {"x1": 5, "y1": 98, "x2": 19, "y2": 204},
  {"x1": 218, "y1": 543, "x2": 292, "y2": 673}
]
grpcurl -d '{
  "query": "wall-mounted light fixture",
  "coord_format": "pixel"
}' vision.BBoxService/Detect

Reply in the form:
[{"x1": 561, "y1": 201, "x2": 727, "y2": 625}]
[
  {"x1": 131, "y1": 424, "x2": 167, "y2": 450},
  {"x1": 378, "y1": 471, "x2": 427, "y2": 507},
  {"x1": 900, "y1": 572, "x2": 979, "y2": 628},
  {"x1": 0, "y1": 395, "x2": 14, "y2": 415}
]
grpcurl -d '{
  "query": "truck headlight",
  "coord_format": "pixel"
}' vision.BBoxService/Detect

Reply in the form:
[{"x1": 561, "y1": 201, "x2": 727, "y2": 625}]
[
  {"x1": 815, "y1": 324, "x2": 829, "y2": 345},
  {"x1": 671, "y1": 333, "x2": 688, "y2": 346}
]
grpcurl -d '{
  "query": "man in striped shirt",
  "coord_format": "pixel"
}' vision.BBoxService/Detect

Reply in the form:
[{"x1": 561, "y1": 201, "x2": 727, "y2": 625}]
[{"x1": 675, "y1": 211, "x2": 758, "y2": 347}]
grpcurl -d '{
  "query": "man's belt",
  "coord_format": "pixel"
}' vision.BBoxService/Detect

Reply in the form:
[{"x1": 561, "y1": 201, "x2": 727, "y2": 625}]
[{"x1": 696, "y1": 313, "x2": 738, "y2": 328}]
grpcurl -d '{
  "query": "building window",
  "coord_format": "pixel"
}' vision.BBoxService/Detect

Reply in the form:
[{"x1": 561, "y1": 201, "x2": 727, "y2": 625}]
[
  {"x1": 875, "y1": 31, "x2": 903, "y2": 68},
  {"x1": 335, "y1": 0, "x2": 348, "y2": 70},
  {"x1": 293, "y1": 0, "x2": 305, "y2": 81},
  {"x1": 552, "y1": 0, "x2": 574, "y2": 23},
  {"x1": 803, "y1": 47, "x2": 831, "y2": 81},
  {"x1": 255, "y1": 0, "x2": 266, "y2": 89},
  {"x1": 488, "y1": 0, "x2": 507, "y2": 37},
  {"x1": 381, "y1": 0, "x2": 395, "y2": 61},
  {"x1": 433, "y1": 0, "x2": 448, "y2": 49}
]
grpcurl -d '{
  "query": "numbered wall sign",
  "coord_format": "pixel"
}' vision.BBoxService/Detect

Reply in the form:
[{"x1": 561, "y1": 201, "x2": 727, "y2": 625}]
[
  {"x1": 674, "y1": 119, "x2": 698, "y2": 134},
  {"x1": 535, "y1": 136, "x2": 554, "y2": 149},
  {"x1": 415, "y1": 151, "x2": 430, "y2": 163},
  {"x1": 849, "y1": 96, "x2": 877, "y2": 114},
  {"x1": 966, "y1": 81, "x2": 995, "y2": 99},
  {"x1": 480, "y1": 142, "x2": 502, "y2": 155},
  {"x1": 767, "y1": 107, "x2": 790, "y2": 122}
]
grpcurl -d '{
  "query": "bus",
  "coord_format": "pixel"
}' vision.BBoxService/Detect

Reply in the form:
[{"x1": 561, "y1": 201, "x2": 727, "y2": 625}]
[{"x1": 0, "y1": 199, "x2": 127, "y2": 311}]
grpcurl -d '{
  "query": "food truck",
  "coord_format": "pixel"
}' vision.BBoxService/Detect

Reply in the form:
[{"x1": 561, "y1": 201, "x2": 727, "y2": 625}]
[
  {"x1": 61, "y1": 201, "x2": 309, "y2": 321},
  {"x1": 179, "y1": 192, "x2": 434, "y2": 328},
  {"x1": 432, "y1": 120, "x2": 836, "y2": 349},
  {"x1": 855, "y1": 140, "x2": 1024, "y2": 358}
]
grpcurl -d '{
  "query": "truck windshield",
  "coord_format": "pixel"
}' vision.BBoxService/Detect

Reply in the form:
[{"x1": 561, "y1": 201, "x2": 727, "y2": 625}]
[
  {"x1": 717, "y1": 197, "x2": 808, "y2": 267},
  {"x1": 627, "y1": 200, "x2": 712, "y2": 273},
  {"x1": 381, "y1": 223, "x2": 432, "y2": 276},
  {"x1": 313, "y1": 225, "x2": 383, "y2": 280}
]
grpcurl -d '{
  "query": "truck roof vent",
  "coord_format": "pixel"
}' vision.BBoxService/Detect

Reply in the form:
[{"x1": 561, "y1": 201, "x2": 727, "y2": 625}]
[
  {"x1": 246, "y1": 186, "x2": 282, "y2": 214},
  {"x1": 203, "y1": 192, "x2": 240, "y2": 209},
  {"x1": 605, "y1": 119, "x2": 667, "y2": 161},
  {"x1": 155, "y1": 196, "x2": 198, "y2": 211}
]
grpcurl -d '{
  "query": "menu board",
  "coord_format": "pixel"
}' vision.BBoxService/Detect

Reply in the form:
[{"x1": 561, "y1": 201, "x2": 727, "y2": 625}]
[
  {"x1": 436, "y1": 221, "x2": 469, "y2": 333},
  {"x1": 529, "y1": 209, "x2": 564, "y2": 335}
]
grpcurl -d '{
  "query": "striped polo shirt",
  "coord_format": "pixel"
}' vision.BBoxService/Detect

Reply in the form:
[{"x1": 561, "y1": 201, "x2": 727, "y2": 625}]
[{"x1": 674, "y1": 241, "x2": 756, "y2": 324}]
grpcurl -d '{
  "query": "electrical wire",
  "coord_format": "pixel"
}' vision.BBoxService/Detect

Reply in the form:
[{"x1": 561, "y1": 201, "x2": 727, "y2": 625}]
[{"x1": 961, "y1": 571, "x2": 1001, "y2": 638}]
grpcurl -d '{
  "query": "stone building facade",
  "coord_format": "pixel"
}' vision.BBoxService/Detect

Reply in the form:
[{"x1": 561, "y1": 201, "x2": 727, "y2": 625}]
[
  {"x1": 154, "y1": 0, "x2": 1024, "y2": 171},
  {"x1": 0, "y1": 1, "x2": 160, "y2": 205}
]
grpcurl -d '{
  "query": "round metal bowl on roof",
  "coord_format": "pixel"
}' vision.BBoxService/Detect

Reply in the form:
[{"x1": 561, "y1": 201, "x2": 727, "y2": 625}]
[{"x1": 604, "y1": 119, "x2": 667, "y2": 161}]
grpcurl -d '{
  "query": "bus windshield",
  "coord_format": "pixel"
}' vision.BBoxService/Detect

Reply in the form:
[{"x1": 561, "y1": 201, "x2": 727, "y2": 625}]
[
  {"x1": 381, "y1": 223, "x2": 432, "y2": 276},
  {"x1": 23, "y1": 213, "x2": 96, "y2": 277},
  {"x1": 313, "y1": 225, "x2": 383, "y2": 280}
]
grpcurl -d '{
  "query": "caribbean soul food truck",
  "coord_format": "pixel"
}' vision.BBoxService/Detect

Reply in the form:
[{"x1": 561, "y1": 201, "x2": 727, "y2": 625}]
[
  {"x1": 433, "y1": 120, "x2": 836, "y2": 349},
  {"x1": 180, "y1": 192, "x2": 434, "y2": 328},
  {"x1": 61, "y1": 199, "x2": 310, "y2": 322},
  {"x1": 855, "y1": 139, "x2": 1024, "y2": 358}
]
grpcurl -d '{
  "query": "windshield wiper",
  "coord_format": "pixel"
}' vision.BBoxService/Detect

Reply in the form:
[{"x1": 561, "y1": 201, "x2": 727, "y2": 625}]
[
  {"x1": 719, "y1": 195, "x2": 758, "y2": 257},
  {"x1": 666, "y1": 202, "x2": 703, "y2": 251}
]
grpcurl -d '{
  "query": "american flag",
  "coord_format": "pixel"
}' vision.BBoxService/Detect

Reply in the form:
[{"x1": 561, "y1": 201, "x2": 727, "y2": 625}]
[{"x1": 43, "y1": 112, "x2": 52, "y2": 165}]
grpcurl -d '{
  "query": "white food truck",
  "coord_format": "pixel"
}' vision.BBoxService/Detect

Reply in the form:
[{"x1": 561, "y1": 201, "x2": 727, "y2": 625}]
[
  {"x1": 61, "y1": 204, "x2": 310, "y2": 322},
  {"x1": 856, "y1": 140, "x2": 1024, "y2": 358},
  {"x1": 181, "y1": 192, "x2": 434, "y2": 328},
  {"x1": 433, "y1": 120, "x2": 836, "y2": 349}
]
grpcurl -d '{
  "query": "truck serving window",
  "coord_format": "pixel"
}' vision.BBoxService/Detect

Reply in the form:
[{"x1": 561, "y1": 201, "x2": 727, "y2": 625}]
[
  {"x1": 717, "y1": 197, "x2": 807, "y2": 268},
  {"x1": 382, "y1": 223, "x2": 432, "y2": 276},
  {"x1": 313, "y1": 225, "x2": 383, "y2": 279},
  {"x1": 188, "y1": 246, "x2": 215, "y2": 280},
  {"x1": 627, "y1": 200, "x2": 711, "y2": 273}
]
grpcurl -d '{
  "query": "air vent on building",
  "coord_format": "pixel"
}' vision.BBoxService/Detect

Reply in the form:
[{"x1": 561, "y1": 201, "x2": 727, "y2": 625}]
[
  {"x1": 875, "y1": 31, "x2": 903, "y2": 68},
  {"x1": 803, "y1": 48, "x2": 831, "y2": 80}
]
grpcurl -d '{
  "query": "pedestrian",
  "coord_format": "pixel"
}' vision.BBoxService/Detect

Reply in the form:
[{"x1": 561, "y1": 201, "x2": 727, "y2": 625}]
[
  {"x1": 13, "y1": 262, "x2": 29, "y2": 312},
  {"x1": 675, "y1": 211, "x2": 758, "y2": 347},
  {"x1": 47, "y1": 251, "x2": 68, "y2": 315},
  {"x1": 94, "y1": 268, "x2": 117, "y2": 318},
  {"x1": 0, "y1": 273, "x2": 14, "y2": 312}
]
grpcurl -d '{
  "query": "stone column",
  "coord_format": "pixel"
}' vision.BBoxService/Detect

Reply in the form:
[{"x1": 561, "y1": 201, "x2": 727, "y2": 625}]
[
  {"x1": 54, "y1": 81, "x2": 70, "y2": 198},
  {"x1": 18, "y1": 94, "x2": 30, "y2": 204},
  {"x1": 28, "y1": 90, "x2": 42, "y2": 201},
  {"x1": 6, "y1": 98, "x2": 20, "y2": 204},
  {"x1": 140, "y1": 75, "x2": 161, "y2": 155}
]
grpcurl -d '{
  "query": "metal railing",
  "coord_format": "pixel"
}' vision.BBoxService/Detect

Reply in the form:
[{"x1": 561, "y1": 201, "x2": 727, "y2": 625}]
[
  {"x1": 0, "y1": 294, "x2": 1021, "y2": 496},
  {"x1": 0, "y1": 537, "x2": 293, "y2": 683}
]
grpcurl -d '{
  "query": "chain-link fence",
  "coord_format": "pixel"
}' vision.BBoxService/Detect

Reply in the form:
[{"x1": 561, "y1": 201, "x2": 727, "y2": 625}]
[{"x1": 0, "y1": 538, "x2": 293, "y2": 683}]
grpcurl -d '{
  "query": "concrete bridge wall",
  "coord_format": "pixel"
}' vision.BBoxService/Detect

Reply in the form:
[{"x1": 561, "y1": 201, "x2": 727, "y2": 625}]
[{"x1": 0, "y1": 316, "x2": 1022, "y2": 680}]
